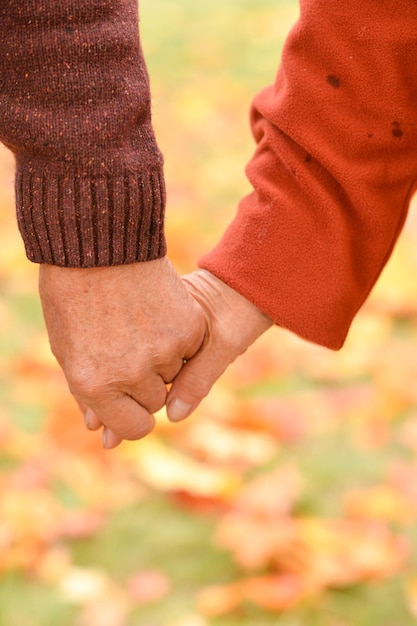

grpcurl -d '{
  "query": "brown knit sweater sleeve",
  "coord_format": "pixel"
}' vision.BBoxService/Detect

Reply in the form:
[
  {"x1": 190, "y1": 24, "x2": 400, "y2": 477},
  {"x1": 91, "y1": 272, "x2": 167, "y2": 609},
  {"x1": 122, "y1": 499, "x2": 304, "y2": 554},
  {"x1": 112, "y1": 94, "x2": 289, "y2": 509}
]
[{"x1": 0, "y1": 0, "x2": 166, "y2": 267}]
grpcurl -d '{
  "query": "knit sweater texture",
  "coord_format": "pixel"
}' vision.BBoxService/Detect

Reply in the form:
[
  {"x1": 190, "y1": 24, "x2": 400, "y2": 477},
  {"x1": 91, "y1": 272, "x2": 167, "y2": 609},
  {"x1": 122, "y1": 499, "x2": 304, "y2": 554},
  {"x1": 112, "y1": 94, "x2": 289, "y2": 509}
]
[{"x1": 0, "y1": 0, "x2": 166, "y2": 266}]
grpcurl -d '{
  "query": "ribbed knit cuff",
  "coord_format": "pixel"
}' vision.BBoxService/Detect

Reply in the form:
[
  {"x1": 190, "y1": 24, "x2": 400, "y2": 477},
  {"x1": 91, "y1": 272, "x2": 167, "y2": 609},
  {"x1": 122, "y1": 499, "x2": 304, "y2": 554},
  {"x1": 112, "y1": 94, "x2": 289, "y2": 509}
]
[{"x1": 15, "y1": 165, "x2": 167, "y2": 267}]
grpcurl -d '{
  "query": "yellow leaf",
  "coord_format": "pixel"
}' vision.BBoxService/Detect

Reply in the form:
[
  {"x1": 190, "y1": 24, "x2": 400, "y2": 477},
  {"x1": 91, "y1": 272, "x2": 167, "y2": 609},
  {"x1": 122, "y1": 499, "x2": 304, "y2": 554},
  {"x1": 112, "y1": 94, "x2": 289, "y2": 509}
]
[
  {"x1": 126, "y1": 438, "x2": 241, "y2": 499},
  {"x1": 196, "y1": 583, "x2": 241, "y2": 617},
  {"x1": 60, "y1": 567, "x2": 110, "y2": 604},
  {"x1": 344, "y1": 486, "x2": 415, "y2": 523}
]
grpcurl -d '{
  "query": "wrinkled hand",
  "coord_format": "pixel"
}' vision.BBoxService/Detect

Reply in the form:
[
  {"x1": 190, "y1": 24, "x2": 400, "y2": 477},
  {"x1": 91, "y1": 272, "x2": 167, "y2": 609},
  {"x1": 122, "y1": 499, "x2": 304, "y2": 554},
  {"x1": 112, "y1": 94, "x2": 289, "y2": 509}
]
[
  {"x1": 167, "y1": 270, "x2": 273, "y2": 421},
  {"x1": 39, "y1": 258, "x2": 206, "y2": 448}
]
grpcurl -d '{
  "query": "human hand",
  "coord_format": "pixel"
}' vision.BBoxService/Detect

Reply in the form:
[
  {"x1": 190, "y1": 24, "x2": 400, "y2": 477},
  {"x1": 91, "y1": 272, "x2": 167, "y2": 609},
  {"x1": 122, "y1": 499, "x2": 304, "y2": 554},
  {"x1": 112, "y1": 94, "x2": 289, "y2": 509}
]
[
  {"x1": 38, "y1": 258, "x2": 206, "y2": 448},
  {"x1": 167, "y1": 270, "x2": 273, "y2": 421}
]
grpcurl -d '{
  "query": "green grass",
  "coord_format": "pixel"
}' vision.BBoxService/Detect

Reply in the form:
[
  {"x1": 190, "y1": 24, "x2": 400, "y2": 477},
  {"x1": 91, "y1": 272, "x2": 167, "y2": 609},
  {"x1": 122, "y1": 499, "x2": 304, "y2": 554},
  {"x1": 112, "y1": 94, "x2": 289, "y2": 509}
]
[{"x1": 0, "y1": 576, "x2": 78, "y2": 626}]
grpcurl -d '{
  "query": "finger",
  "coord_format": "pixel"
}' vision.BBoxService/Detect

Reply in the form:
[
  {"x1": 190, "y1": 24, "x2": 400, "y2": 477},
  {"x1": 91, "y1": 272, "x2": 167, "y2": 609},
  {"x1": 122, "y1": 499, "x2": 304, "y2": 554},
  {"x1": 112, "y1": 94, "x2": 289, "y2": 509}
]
[
  {"x1": 90, "y1": 393, "x2": 156, "y2": 443},
  {"x1": 84, "y1": 407, "x2": 103, "y2": 431},
  {"x1": 75, "y1": 398, "x2": 88, "y2": 414},
  {"x1": 158, "y1": 318, "x2": 206, "y2": 385},
  {"x1": 166, "y1": 343, "x2": 228, "y2": 422},
  {"x1": 159, "y1": 357, "x2": 184, "y2": 385},
  {"x1": 182, "y1": 313, "x2": 207, "y2": 361},
  {"x1": 129, "y1": 374, "x2": 168, "y2": 414},
  {"x1": 83, "y1": 375, "x2": 167, "y2": 446},
  {"x1": 102, "y1": 427, "x2": 124, "y2": 449},
  {"x1": 74, "y1": 396, "x2": 103, "y2": 431}
]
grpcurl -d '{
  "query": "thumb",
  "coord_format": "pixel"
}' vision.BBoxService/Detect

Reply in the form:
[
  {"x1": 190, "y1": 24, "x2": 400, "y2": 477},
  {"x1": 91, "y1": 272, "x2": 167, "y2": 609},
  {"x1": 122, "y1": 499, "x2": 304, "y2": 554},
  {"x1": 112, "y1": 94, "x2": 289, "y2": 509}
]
[{"x1": 166, "y1": 343, "x2": 227, "y2": 422}]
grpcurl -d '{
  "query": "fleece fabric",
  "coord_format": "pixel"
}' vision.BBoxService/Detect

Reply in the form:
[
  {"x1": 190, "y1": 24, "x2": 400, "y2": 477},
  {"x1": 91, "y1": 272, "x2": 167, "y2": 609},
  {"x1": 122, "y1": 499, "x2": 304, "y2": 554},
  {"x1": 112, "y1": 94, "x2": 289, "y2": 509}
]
[{"x1": 199, "y1": 0, "x2": 417, "y2": 348}]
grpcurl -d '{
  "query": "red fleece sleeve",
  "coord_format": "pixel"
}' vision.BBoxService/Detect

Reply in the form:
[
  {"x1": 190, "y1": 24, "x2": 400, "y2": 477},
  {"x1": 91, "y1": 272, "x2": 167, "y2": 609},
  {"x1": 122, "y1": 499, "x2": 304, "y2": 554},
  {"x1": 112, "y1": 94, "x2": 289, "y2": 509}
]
[{"x1": 199, "y1": 0, "x2": 417, "y2": 349}]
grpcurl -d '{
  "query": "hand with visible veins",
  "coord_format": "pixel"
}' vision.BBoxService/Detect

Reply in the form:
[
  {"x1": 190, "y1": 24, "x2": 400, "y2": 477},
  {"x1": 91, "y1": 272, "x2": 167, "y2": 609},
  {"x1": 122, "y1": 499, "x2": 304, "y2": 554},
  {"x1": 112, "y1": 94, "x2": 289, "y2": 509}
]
[{"x1": 39, "y1": 257, "x2": 206, "y2": 448}]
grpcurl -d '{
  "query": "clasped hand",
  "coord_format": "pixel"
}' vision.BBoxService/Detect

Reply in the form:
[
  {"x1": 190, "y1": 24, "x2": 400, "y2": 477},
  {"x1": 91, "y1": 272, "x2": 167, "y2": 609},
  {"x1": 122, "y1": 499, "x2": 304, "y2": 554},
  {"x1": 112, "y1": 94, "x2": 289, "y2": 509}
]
[{"x1": 39, "y1": 258, "x2": 272, "y2": 448}]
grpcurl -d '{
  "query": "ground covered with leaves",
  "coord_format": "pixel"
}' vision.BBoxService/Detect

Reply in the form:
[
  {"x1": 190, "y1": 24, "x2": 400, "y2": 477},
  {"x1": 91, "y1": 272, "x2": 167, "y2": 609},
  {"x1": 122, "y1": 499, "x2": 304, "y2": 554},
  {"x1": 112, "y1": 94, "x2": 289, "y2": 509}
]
[{"x1": 2, "y1": 1, "x2": 417, "y2": 625}]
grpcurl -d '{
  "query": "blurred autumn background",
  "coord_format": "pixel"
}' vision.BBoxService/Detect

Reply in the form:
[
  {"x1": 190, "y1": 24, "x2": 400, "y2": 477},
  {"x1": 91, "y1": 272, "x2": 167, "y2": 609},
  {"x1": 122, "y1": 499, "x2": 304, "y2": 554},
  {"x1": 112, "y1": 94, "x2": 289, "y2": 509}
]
[{"x1": 2, "y1": 0, "x2": 417, "y2": 624}]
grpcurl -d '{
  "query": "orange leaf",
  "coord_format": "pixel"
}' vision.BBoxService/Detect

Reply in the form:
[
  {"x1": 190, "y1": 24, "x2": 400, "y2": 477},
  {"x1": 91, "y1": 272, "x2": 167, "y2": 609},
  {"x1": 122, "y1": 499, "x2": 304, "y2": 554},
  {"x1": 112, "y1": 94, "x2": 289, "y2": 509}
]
[
  {"x1": 127, "y1": 570, "x2": 171, "y2": 604},
  {"x1": 344, "y1": 486, "x2": 415, "y2": 523},
  {"x1": 242, "y1": 574, "x2": 308, "y2": 611},
  {"x1": 196, "y1": 583, "x2": 241, "y2": 617},
  {"x1": 233, "y1": 466, "x2": 303, "y2": 517},
  {"x1": 216, "y1": 513, "x2": 296, "y2": 570}
]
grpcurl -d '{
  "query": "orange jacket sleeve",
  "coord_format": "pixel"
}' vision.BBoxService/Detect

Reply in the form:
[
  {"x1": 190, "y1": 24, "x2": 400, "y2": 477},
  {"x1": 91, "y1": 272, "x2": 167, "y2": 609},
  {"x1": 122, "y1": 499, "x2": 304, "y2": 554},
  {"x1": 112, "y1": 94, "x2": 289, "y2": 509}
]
[{"x1": 199, "y1": 0, "x2": 417, "y2": 349}]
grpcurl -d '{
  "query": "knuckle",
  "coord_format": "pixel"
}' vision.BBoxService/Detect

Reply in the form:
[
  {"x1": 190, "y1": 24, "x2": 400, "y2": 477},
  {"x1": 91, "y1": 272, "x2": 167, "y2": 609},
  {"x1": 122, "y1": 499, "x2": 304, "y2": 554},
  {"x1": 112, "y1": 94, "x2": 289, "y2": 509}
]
[
  {"x1": 155, "y1": 339, "x2": 182, "y2": 367},
  {"x1": 146, "y1": 396, "x2": 166, "y2": 415},
  {"x1": 66, "y1": 365, "x2": 104, "y2": 400},
  {"x1": 148, "y1": 385, "x2": 168, "y2": 412},
  {"x1": 125, "y1": 422, "x2": 154, "y2": 441},
  {"x1": 112, "y1": 415, "x2": 154, "y2": 441}
]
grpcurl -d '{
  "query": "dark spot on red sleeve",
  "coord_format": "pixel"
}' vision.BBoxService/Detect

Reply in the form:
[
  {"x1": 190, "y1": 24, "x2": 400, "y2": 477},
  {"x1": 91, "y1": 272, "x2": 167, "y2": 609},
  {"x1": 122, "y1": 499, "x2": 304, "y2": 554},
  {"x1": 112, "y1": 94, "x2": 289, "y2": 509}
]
[
  {"x1": 326, "y1": 75, "x2": 340, "y2": 88},
  {"x1": 367, "y1": 133, "x2": 374, "y2": 139},
  {"x1": 305, "y1": 154, "x2": 312, "y2": 163},
  {"x1": 391, "y1": 121, "x2": 403, "y2": 138}
]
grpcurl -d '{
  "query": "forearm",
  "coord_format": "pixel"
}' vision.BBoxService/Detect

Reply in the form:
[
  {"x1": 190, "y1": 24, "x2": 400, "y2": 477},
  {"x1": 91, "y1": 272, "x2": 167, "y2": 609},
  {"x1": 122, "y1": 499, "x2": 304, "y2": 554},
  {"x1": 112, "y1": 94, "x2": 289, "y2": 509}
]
[
  {"x1": 199, "y1": 0, "x2": 417, "y2": 349},
  {"x1": 0, "y1": 0, "x2": 165, "y2": 267}
]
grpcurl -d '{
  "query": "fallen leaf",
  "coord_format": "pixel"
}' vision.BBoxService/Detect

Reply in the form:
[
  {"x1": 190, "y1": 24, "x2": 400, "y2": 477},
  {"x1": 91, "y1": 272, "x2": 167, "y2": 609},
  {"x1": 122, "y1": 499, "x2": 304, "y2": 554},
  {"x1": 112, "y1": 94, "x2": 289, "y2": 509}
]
[
  {"x1": 196, "y1": 583, "x2": 241, "y2": 617},
  {"x1": 127, "y1": 570, "x2": 170, "y2": 604},
  {"x1": 59, "y1": 567, "x2": 110, "y2": 604},
  {"x1": 344, "y1": 486, "x2": 415, "y2": 523},
  {"x1": 242, "y1": 574, "x2": 308, "y2": 611},
  {"x1": 128, "y1": 438, "x2": 241, "y2": 500},
  {"x1": 78, "y1": 591, "x2": 129, "y2": 626}
]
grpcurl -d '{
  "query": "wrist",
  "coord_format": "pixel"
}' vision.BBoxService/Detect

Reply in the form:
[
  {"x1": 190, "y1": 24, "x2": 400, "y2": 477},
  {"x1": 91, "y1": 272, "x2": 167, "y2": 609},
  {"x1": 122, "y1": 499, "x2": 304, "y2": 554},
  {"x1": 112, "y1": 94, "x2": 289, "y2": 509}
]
[{"x1": 182, "y1": 269, "x2": 273, "y2": 351}]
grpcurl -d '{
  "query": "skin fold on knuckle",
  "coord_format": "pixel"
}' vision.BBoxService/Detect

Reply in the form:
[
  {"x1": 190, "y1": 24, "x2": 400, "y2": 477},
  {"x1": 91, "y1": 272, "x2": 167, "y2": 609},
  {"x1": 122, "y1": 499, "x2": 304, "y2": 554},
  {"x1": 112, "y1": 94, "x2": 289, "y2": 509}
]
[
  {"x1": 131, "y1": 392, "x2": 165, "y2": 416},
  {"x1": 121, "y1": 416, "x2": 155, "y2": 441},
  {"x1": 66, "y1": 364, "x2": 106, "y2": 403},
  {"x1": 128, "y1": 378, "x2": 168, "y2": 414}
]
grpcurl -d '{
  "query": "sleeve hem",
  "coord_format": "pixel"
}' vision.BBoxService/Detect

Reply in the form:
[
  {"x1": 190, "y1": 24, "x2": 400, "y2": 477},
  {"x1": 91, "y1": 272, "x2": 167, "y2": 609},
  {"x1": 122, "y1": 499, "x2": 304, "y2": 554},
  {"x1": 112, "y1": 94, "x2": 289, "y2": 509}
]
[{"x1": 15, "y1": 163, "x2": 167, "y2": 267}]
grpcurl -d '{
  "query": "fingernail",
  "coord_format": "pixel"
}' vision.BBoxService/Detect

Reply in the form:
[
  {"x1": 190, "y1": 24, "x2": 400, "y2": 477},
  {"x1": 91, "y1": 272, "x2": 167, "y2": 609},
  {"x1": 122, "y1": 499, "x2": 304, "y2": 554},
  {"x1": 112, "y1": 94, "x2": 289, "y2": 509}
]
[
  {"x1": 102, "y1": 428, "x2": 110, "y2": 449},
  {"x1": 167, "y1": 398, "x2": 193, "y2": 422},
  {"x1": 85, "y1": 408, "x2": 94, "y2": 430}
]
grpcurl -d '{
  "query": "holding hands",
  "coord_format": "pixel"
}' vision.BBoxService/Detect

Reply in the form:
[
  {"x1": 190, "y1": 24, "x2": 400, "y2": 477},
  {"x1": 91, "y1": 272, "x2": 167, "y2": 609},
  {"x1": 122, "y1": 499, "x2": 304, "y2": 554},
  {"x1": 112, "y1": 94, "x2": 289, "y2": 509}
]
[
  {"x1": 39, "y1": 259, "x2": 272, "y2": 448},
  {"x1": 167, "y1": 269, "x2": 273, "y2": 422}
]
